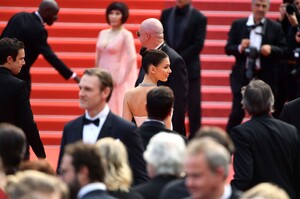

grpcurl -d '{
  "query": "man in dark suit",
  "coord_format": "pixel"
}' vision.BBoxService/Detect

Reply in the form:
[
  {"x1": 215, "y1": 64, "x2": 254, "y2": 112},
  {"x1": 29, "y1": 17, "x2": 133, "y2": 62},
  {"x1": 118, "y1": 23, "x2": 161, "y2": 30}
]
[
  {"x1": 0, "y1": 0, "x2": 80, "y2": 92},
  {"x1": 135, "y1": 18, "x2": 188, "y2": 136},
  {"x1": 139, "y1": 86, "x2": 187, "y2": 148},
  {"x1": 230, "y1": 79, "x2": 300, "y2": 199},
  {"x1": 59, "y1": 142, "x2": 117, "y2": 199},
  {"x1": 160, "y1": 0, "x2": 207, "y2": 139},
  {"x1": 225, "y1": 0, "x2": 288, "y2": 133},
  {"x1": 57, "y1": 68, "x2": 148, "y2": 185},
  {"x1": 0, "y1": 37, "x2": 46, "y2": 159},
  {"x1": 279, "y1": 97, "x2": 300, "y2": 133},
  {"x1": 133, "y1": 132, "x2": 186, "y2": 199}
]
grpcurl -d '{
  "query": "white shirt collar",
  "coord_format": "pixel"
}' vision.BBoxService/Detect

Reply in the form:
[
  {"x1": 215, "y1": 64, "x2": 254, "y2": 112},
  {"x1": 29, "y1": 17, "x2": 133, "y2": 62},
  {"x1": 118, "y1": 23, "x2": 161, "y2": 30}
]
[
  {"x1": 155, "y1": 41, "x2": 165, "y2": 49},
  {"x1": 85, "y1": 104, "x2": 109, "y2": 121},
  {"x1": 34, "y1": 11, "x2": 44, "y2": 24},
  {"x1": 220, "y1": 184, "x2": 232, "y2": 199},
  {"x1": 246, "y1": 14, "x2": 265, "y2": 26},
  {"x1": 77, "y1": 182, "x2": 106, "y2": 198}
]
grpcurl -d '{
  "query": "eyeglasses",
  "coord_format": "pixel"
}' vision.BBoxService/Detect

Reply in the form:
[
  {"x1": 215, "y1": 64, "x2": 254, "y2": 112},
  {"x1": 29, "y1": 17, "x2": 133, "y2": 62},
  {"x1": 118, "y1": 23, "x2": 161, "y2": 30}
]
[{"x1": 136, "y1": 31, "x2": 141, "y2": 37}]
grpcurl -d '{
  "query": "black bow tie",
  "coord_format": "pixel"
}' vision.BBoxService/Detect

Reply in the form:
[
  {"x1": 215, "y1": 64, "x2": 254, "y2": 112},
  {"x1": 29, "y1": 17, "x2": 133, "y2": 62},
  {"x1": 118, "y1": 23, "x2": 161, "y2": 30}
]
[
  {"x1": 249, "y1": 22, "x2": 263, "y2": 29},
  {"x1": 83, "y1": 117, "x2": 100, "y2": 126}
]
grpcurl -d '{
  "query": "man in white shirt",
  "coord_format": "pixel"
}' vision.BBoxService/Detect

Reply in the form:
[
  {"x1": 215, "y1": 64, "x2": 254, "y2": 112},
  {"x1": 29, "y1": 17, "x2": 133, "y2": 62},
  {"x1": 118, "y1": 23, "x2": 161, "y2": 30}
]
[{"x1": 57, "y1": 68, "x2": 148, "y2": 185}]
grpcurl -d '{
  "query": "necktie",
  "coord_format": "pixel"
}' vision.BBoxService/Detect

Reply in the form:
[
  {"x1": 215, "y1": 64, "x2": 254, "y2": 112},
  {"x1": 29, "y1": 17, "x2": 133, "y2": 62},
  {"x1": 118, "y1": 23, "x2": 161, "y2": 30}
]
[{"x1": 82, "y1": 117, "x2": 100, "y2": 126}]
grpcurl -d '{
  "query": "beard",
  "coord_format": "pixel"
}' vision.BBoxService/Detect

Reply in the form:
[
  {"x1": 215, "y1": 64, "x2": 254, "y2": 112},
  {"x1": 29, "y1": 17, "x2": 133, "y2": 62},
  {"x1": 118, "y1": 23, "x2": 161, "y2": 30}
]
[{"x1": 68, "y1": 178, "x2": 81, "y2": 199}]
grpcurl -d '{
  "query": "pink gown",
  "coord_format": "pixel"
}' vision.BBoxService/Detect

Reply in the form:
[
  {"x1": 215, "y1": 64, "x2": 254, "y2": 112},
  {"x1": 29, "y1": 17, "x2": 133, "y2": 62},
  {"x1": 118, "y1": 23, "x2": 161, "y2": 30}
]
[{"x1": 96, "y1": 28, "x2": 137, "y2": 116}]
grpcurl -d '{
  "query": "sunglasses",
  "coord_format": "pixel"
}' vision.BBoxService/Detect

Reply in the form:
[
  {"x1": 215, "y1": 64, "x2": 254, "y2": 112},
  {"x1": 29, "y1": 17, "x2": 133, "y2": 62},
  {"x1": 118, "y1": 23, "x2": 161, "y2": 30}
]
[{"x1": 136, "y1": 31, "x2": 141, "y2": 37}]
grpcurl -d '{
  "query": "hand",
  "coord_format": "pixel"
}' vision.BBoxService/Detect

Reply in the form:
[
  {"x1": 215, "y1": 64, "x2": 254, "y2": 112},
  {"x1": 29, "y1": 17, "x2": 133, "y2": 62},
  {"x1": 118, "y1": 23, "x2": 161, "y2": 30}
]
[
  {"x1": 240, "y1": 39, "x2": 250, "y2": 52},
  {"x1": 74, "y1": 75, "x2": 81, "y2": 83},
  {"x1": 286, "y1": 12, "x2": 299, "y2": 27},
  {"x1": 296, "y1": 32, "x2": 300, "y2": 43},
  {"x1": 260, "y1": 44, "x2": 271, "y2": 56}
]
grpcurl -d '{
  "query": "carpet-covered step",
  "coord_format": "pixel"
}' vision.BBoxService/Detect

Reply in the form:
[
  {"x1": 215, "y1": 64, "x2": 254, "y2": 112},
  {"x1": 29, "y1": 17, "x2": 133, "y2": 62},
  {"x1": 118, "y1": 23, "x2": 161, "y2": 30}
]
[
  {"x1": 0, "y1": 22, "x2": 230, "y2": 40},
  {"x1": 2, "y1": 0, "x2": 282, "y2": 12},
  {"x1": 31, "y1": 67, "x2": 230, "y2": 86},
  {"x1": 31, "y1": 83, "x2": 232, "y2": 101},
  {"x1": 31, "y1": 99, "x2": 231, "y2": 117},
  {"x1": 31, "y1": 53, "x2": 234, "y2": 69},
  {"x1": 46, "y1": 37, "x2": 227, "y2": 55},
  {"x1": 0, "y1": 7, "x2": 279, "y2": 26},
  {"x1": 33, "y1": 114, "x2": 228, "y2": 132}
]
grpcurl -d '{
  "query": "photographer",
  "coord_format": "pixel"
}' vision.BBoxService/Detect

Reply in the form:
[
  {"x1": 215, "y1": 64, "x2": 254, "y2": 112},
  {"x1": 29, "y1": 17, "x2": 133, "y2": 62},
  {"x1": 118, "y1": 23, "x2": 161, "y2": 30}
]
[
  {"x1": 225, "y1": 0, "x2": 288, "y2": 133},
  {"x1": 279, "y1": 0, "x2": 300, "y2": 100}
]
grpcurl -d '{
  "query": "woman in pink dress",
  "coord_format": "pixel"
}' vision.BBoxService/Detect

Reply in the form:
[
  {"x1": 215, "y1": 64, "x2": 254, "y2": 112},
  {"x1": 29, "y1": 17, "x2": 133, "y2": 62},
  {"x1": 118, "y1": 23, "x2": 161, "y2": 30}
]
[
  {"x1": 95, "y1": 2, "x2": 137, "y2": 116},
  {"x1": 123, "y1": 49, "x2": 172, "y2": 129}
]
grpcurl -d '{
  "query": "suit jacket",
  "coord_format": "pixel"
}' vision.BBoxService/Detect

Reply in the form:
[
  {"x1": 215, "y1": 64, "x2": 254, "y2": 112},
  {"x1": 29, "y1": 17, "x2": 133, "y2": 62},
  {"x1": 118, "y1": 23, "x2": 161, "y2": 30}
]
[
  {"x1": 138, "y1": 120, "x2": 187, "y2": 148},
  {"x1": 136, "y1": 43, "x2": 188, "y2": 135},
  {"x1": 225, "y1": 18, "x2": 287, "y2": 93},
  {"x1": 0, "y1": 67, "x2": 45, "y2": 158},
  {"x1": 279, "y1": 97, "x2": 300, "y2": 133},
  {"x1": 133, "y1": 175, "x2": 178, "y2": 199},
  {"x1": 57, "y1": 111, "x2": 149, "y2": 185},
  {"x1": 230, "y1": 114, "x2": 300, "y2": 199},
  {"x1": 79, "y1": 190, "x2": 117, "y2": 199},
  {"x1": 161, "y1": 5, "x2": 207, "y2": 79},
  {"x1": 0, "y1": 12, "x2": 73, "y2": 90}
]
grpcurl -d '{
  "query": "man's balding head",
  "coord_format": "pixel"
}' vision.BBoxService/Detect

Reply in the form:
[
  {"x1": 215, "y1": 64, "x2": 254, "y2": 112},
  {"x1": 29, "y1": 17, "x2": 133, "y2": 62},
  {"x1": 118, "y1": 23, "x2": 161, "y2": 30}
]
[
  {"x1": 38, "y1": 0, "x2": 59, "y2": 26},
  {"x1": 138, "y1": 18, "x2": 164, "y2": 49}
]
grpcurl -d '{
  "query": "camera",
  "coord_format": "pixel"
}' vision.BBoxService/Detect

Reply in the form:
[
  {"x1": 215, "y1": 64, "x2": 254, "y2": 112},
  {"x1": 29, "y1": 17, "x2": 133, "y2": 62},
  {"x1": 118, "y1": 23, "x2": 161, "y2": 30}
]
[
  {"x1": 245, "y1": 46, "x2": 260, "y2": 79},
  {"x1": 286, "y1": 4, "x2": 298, "y2": 15}
]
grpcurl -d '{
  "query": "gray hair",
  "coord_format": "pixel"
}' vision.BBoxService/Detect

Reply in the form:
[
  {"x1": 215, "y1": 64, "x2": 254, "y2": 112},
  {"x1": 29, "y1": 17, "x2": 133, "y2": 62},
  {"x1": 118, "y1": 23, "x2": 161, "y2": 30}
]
[
  {"x1": 186, "y1": 138, "x2": 231, "y2": 178},
  {"x1": 144, "y1": 132, "x2": 186, "y2": 176},
  {"x1": 241, "y1": 79, "x2": 274, "y2": 115}
]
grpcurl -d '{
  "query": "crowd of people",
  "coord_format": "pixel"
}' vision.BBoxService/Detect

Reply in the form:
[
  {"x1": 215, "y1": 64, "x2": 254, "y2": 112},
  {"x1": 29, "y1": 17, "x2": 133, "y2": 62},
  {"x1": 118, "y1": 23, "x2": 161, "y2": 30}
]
[{"x1": 1, "y1": 0, "x2": 300, "y2": 198}]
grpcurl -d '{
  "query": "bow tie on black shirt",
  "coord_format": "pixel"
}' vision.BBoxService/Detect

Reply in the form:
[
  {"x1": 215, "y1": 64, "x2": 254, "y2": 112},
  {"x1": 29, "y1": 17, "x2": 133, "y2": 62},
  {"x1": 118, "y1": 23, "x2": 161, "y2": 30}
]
[{"x1": 82, "y1": 117, "x2": 100, "y2": 126}]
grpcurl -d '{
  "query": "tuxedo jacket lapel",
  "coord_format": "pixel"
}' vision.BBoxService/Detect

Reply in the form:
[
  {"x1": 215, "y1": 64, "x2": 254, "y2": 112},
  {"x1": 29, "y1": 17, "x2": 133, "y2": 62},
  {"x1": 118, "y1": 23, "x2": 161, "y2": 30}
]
[{"x1": 97, "y1": 111, "x2": 112, "y2": 139}]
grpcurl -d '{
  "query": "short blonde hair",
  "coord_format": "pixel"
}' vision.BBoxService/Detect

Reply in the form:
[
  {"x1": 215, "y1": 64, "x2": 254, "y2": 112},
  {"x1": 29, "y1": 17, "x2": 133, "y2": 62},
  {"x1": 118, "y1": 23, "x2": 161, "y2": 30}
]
[
  {"x1": 5, "y1": 170, "x2": 69, "y2": 199},
  {"x1": 240, "y1": 182, "x2": 290, "y2": 199},
  {"x1": 96, "y1": 138, "x2": 132, "y2": 192}
]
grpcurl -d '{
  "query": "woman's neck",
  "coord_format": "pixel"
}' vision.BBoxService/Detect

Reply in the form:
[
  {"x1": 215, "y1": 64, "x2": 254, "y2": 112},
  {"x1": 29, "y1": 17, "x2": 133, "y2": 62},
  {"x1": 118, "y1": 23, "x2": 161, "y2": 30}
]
[
  {"x1": 111, "y1": 25, "x2": 122, "y2": 31},
  {"x1": 141, "y1": 75, "x2": 157, "y2": 86}
]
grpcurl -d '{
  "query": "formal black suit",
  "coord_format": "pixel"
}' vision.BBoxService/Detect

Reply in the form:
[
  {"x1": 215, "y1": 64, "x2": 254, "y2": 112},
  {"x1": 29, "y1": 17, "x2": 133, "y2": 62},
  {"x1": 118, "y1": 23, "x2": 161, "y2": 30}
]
[
  {"x1": 138, "y1": 120, "x2": 187, "y2": 148},
  {"x1": 279, "y1": 97, "x2": 300, "y2": 133},
  {"x1": 225, "y1": 17, "x2": 287, "y2": 133},
  {"x1": 79, "y1": 190, "x2": 117, "y2": 199},
  {"x1": 161, "y1": 4, "x2": 207, "y2": 138},
  {"x1": 133, "y1": 175, "x2": 178, "y2": 199},
  {"x1": 135, "y1": 43, "x2": 188, "y2": 136},
  {"x1": 0, "y1": 67, "x2": 45, "y2": 159},
  {"x1": 0, "y1": 12, "x2": 74, "y2": 91},
  {"x1": 57, "y1": 111, "x2": 149, "y2": 185},
  {"x1": 230, "y1": 114, "x2": 300, "y2": 199}
]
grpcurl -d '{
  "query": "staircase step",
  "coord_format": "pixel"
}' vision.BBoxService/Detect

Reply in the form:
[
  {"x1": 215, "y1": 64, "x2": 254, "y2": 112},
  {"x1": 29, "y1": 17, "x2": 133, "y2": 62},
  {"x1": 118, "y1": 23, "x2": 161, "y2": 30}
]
[
  {"x1": 1, "y1": 0, "x2": 282, "y2": 11},
  {"x1": 31, "y1": 83, "x2": 232, "y2": 100},
  {"x1": 0, "y1": 22, "x2": 230, "y2": 40},
  {"x1": 31, "y1": 67, "x2": 230, "y2": 86},
  {"x1": 0, "y1": 7, "x2": 279, "y2": 26},
  {"x1": 30, "y1": 53, "x2": 234, "y2": 70},
  {"x1": 31, "y1": 99, "x2": 231, "y2": 117},
  {"x1": 34, "y1": 114, "x2": 229, "y2": 132}
]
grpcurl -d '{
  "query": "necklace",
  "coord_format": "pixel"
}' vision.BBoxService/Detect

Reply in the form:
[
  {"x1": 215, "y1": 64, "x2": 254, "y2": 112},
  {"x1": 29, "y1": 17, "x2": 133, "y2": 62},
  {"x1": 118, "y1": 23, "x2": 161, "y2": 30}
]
[{"x1": 139, "y1": 83, "x2": 156, "y2": 87}]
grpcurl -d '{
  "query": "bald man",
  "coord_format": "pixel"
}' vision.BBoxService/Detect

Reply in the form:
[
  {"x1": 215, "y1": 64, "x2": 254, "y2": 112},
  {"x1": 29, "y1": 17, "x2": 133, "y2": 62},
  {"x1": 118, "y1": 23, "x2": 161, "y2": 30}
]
[
  {"x1": 1, "y1": 0, "x2": 80, "y2": 92},
  {"x1": 135, "y1": 18, "x2": 188, "y2": 136}
]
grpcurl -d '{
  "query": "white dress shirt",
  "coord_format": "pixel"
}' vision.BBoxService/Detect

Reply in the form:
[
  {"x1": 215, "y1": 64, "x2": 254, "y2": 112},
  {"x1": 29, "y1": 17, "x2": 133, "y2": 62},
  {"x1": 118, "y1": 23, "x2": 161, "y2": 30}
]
[{"x1": 82, "y1": 104, "x2": 109, "y2": 144}]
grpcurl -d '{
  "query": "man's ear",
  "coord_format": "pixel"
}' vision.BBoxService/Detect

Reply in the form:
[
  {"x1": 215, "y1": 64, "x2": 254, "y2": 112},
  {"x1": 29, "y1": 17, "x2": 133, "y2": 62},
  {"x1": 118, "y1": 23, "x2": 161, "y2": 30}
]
[{"x1": 6, "y1": 55, "x2": 13, "y2": 64}]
